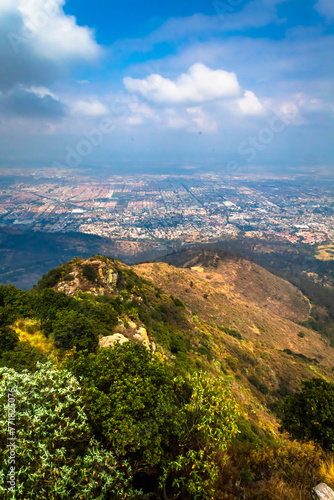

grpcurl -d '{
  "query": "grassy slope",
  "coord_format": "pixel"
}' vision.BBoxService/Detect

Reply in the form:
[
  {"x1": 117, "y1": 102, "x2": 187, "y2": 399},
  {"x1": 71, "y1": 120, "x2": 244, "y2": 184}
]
[{"x1": 134, "y1": 257, "x2": 334, "y2": 388}]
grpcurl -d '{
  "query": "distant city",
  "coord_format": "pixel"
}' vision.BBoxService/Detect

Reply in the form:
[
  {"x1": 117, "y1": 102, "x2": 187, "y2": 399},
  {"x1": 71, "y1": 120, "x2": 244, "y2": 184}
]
[{"x1": 0, "y1": 168, "x2": 333, "y2": 246}]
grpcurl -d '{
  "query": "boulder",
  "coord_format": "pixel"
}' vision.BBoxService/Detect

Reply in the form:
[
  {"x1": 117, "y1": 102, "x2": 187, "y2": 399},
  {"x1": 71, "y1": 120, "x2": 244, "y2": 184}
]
[
  {"x1": 99, "y1": 334, "x2": 129, "y2": 348},
  {"x1": 132, "y1": 326, "x2": 150, "y2": 348},
  {"x1": 312, "y1": 484, "x2": 334, "y2": 500}
]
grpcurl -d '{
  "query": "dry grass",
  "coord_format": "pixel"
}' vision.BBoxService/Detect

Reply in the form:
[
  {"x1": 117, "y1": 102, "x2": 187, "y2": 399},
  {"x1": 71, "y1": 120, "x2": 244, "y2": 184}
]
[
  {"x1": 319, "y1": 458, "x2": 334, "y2": 488},
  {"x1": 216, "y1": 440, "x2": 327, "y2": 500},
  {"x1": 134, "y1": 262, "x2": 334, "y2": 373},
  {"x1": 14, "y1": 319, "x2": 57, "y2": 357},
  {"x1": 315, "y1": 245, "x2": 334, "y2": 261}
]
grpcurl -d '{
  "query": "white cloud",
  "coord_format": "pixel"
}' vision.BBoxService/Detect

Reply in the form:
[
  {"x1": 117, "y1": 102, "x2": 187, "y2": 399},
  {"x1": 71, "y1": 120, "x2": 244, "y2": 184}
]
[
  {"x1": 72, "y1": 99, "x2": 109, "y2": 117},
  {"x1": 28, "y1": 86, "x2": 58, "y2": 99},
  {"x1": 1, "y1": 0, "x2": 101, "y2": 62},
  {"x1": 128, "y1": 100, "x2": 156, "y2": 119},
  {"x1": 315, "y1": 0, "x2": 334, "y2": 22},
  {"x1": 123, "y1": 63, "x2": 240, "y2": 104},
  {"x1": 237, "y1": 90, "x2": 264, "y2": 115},
  {"x1": 186, "y1": 106, "x2": 218, "y2": 132}
]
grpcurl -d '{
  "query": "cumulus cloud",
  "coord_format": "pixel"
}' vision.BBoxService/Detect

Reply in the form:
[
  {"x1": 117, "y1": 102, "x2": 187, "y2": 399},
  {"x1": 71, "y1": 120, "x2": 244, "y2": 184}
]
[
  {"x1": 0, "y1": 0, "x2": 103, "y2": 127},
  {"x1": 3, "y1": 0, "x2": 100, "y2": 61},
  {"x1": 121, "y1": 64, "x2": 268, "y2": 133},
  {"x1": 237, "y1": 90, "x2": 264, "y2": 115},
  {"x1": 123, "y1": 63, "x2": 240, "y2": 104},
  {"x1": 315, "y1": 0, "x2": 334, "y2": 22},
  {"x1": 0, "y1": 0, "x2": 101, "y2": 92}
]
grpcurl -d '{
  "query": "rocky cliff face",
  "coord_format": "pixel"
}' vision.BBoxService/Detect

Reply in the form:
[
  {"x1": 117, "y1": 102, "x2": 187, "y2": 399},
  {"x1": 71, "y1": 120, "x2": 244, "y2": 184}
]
[
  {"x1": 54, "y1": 256, "x2": 119, "y2": 297},
  {"x1": 51, "y1": 256, "x2": 154, "y2": 351}
]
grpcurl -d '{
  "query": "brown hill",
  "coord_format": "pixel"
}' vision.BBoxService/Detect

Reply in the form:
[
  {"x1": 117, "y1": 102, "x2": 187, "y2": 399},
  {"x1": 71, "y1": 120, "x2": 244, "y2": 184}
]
[{"x1": 134, "y1": 254, "x2": 334, "y2": 384}]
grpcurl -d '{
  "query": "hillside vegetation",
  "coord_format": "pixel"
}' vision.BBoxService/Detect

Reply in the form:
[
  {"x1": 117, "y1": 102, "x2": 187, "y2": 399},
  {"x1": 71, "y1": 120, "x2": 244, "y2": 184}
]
[{"x1": 0, "y1": 254, "x2": 334, "y2": 499}]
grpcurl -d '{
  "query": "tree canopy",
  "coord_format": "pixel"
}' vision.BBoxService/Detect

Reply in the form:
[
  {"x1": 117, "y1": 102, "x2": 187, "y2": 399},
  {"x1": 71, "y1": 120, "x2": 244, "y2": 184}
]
[{"x1": 281, "y1": 378, "x2": 334, "y2": 450}]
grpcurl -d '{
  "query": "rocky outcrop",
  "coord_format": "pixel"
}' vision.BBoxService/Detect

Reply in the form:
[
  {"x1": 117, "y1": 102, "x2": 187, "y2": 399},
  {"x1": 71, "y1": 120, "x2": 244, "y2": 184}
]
[
  {"x1": 312, "y1": 483, "x2": 334, "y2": 499},
  {"x1": 54, "y1": 256, "x2": 119, "y2": 297},
  {"x1": 99, "y1": 334, "x2": 129, "y2": 348},
  {"x1": 99, "y1": 320, "x2": 153, "y2": 351}
]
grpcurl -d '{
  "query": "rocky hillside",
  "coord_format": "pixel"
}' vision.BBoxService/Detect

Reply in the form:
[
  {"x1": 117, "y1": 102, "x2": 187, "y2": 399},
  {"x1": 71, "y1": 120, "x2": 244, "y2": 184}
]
[
  {"x1": 32, "y1": 253, "x2": 334, "y2": 397},
  {"x1": 2, "y1": 253, "x2": 334, "y2": 498},
  {"x1": 134, "y1": 255, "x2": 333, "y2": 371}
]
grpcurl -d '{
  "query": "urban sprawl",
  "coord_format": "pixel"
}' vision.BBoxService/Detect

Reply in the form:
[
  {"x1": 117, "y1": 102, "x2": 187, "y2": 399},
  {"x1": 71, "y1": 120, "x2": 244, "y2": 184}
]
[{"x1": 0, "y1": 169, "x2": 333, "y2": 246}]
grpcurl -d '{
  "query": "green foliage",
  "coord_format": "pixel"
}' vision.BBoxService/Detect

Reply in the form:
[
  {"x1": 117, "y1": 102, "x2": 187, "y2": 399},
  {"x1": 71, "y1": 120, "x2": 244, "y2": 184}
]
[
  {"x1": 233, "y1": 416, "x2": 273, "y2": 447},
  {"x1": 35, "y1": 263, "x2": 73, "y2": 290},
  {"x1": 29, "y1": 288, "x2": 76, "y2": 334},
  {"x1": 82, "y1": 264, "x2": 98, "y2": 282},
  {"x1": 0, "y1": 326, "x2": 18, "y2": 354},
  {"x1": 51, "y1": 310, "x2": 99, "y2": 351},
  {"x1": 239, "y1": 468, "x2": 255, "y2": 485},
  {"x1": 248, "y1": 374, "x2": 269, "y2": 395},
  {"x1": 219, "y1": 326, "x2": 243, "y2": 340},
  {"x1": 0, "y1": 342, "x2": 46, "y2": 372},
  {"x1": 225, "y1": 355, "x2": 239, "y2": 372},
  {"x1": 0, "y1": 285, "x2": 33, "y2": 322},
  {"x1": 160, "y1": 372, "x2": 239, "y2": 499},
  {"x1": 63, "y1": 342, "x2": 239, "y2": 499},
  {"x1": 282, "y1": 348, "x2": 319, "y2": 364},
  {"x1": 63, "y1": 342, "x2": 180, "y2": 465},
  {"x1": 0, "y1": 363, "x2": 140, "y2": 499},
  {"x1": 171, "y1": 295, "x2": 185, "y2": 308},
  {"x1": 281, "y1": 378, "x2": 334, "y2": 450}
]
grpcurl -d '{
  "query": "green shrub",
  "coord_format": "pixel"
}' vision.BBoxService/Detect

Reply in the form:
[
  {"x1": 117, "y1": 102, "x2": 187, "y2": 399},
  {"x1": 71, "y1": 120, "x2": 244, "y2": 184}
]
[
  {"x1": 248, "y1": 374, "x2": 269, "y2": 395},
  {"x1": 63, "y1": 342, "x2": 239, "y2": 499},
  {"x1": 171, "y1": 296, "x2": 185, "y2": 308},
  {"x1": 51, "y1": 310, "x2": 99, "y2": 351},
  {"x1": 0, "y1": 363, "x2": 140, "y2": 499},
  {"x1": 0, "y1": 326, "x2": 18, "y2": 353},
  {"x1": 281, "y1": 378, "x2": 334, "y2": 450},
  {"x1": 82, "y1": 264, "x2": 98, "y2": 282},
  {"x1": 226, "y1": 355, "x2": 239, "y2": 372},
  {"x1": 0, "y1": 342, "x2": 46, "y2": 372}
]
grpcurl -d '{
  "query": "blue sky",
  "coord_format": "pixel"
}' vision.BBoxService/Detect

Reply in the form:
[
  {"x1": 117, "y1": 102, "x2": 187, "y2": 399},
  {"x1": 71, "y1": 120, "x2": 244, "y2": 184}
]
[{"x1": 0, "y1": 0, "x2": 333, "y2": 175}]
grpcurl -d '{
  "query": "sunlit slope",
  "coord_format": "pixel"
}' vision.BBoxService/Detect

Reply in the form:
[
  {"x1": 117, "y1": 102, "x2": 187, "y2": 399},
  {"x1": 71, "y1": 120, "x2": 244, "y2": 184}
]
[{"x1": 134, "y1": 255, "x2": 333, "y2": 369}]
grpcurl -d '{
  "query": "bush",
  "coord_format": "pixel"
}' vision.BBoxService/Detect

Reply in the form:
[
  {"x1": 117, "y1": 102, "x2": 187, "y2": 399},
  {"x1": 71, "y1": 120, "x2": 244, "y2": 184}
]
[
  {"x1": 63, "y1": 342, "x2": 239, "y2": 499},
  {"x1": 63, "y1": 342, "x2": 180, "y2": 466},
  {"x1": 37, "y1": 267, "x2": 62, "y2": 289},
  {"x1": 248, "y1": 374, "x2": 269, "y2": 395},
  {"x1": 0, "y1": 342, "x2": 46, "y2": 372},
  {"x1": 281, "y1": 378, "x2": 334, "y2": 450},
  {"x1": 51, "y1": 310, "x2": 99, "y2": 351},
  {"x1": 0, "y1": 363, "x2": 140, "y2": 499},
  {"x1": 0, "y1": 326, "x2": 18, "y2": 353},
  {"x1": 82, "y1": 264, "x2": 98, "y2": 282}
]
